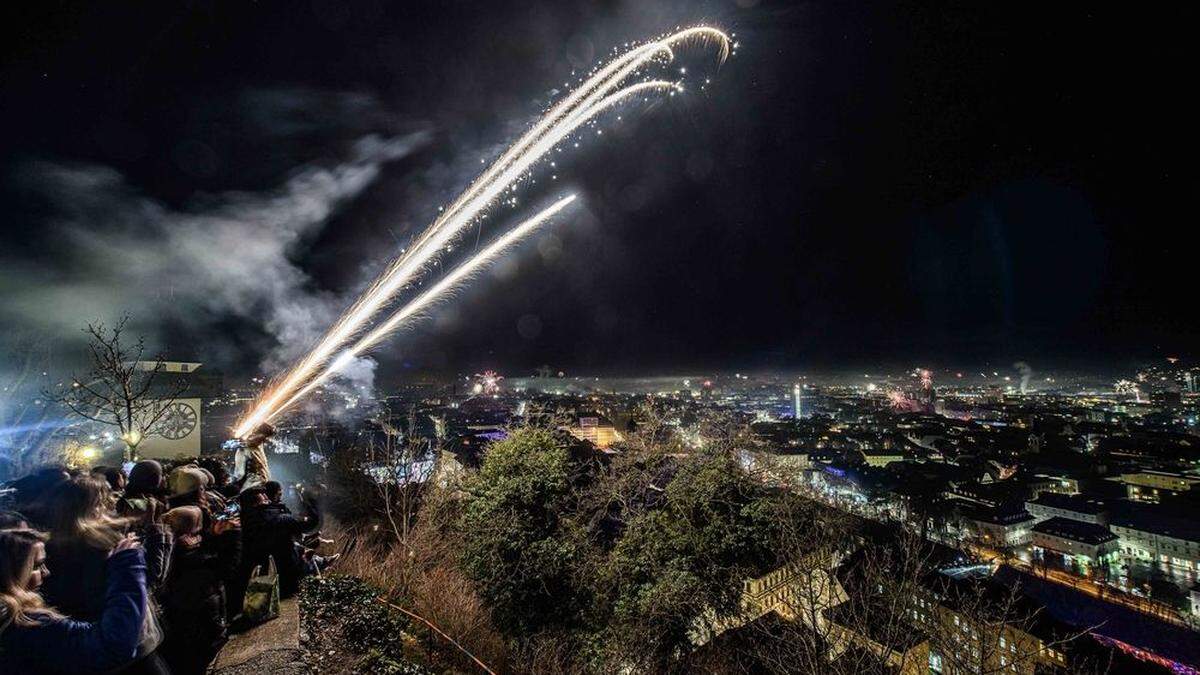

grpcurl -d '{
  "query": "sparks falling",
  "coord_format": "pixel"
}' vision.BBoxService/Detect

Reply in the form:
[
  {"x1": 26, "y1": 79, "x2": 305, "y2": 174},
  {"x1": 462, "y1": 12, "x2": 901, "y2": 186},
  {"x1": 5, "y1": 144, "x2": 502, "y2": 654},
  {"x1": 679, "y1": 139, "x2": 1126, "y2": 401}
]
[{"x1": 235, "y1": 26, "x2": 732, "y2": 436}]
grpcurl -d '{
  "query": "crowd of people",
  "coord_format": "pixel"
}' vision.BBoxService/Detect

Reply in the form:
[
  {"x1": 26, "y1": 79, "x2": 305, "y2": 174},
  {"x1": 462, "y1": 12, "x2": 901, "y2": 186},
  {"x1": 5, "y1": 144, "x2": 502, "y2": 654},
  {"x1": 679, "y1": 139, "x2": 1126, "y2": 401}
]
[{"x1": 0, "y1": 425, "x2": 337, "y2": 674}]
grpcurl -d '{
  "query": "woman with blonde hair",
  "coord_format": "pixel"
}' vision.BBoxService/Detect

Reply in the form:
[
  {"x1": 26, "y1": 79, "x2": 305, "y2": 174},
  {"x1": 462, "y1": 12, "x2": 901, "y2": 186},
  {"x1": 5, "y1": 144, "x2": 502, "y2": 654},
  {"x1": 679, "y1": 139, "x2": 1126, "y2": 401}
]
[
  {"x1": 0, "y1": 528, "x2": 147, "y2": 673},
  {"x1": 39, "y1": 475, "x2": 171, "y2": 674},
  {"x1": 40, "y1": 475, "x2": 130, "y2": 620}
]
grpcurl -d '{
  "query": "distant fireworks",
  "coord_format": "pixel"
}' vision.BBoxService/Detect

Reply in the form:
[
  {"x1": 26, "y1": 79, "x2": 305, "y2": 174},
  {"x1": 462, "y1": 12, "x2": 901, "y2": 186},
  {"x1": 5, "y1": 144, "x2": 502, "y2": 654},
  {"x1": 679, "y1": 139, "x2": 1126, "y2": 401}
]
[
  {"x1": 234, "y1": 27, "x2": 732, "y2": 435},
  {"x1": 473, "y1": 371, "x2": 504, "y2": 396},
  {"x1": 887, "y1": 389, "x2": 917, "y2": 412},
  {"x1": 1114, "y1": 379, "x2": 1142, "y2": 402},
  {"x1": 885, "y1": 368, "x2": 935, "y2": 413}
]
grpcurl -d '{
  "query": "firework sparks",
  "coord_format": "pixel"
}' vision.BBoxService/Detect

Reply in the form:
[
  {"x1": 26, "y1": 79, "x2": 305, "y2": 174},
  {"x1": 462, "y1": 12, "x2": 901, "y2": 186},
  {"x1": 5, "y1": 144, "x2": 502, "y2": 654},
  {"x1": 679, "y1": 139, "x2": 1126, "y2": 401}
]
[
  {"x1": 235, "y1": 27, "x2": 731, "y2": 436},
  {"x1": 260, "y1": 195, "x2": 577, "y2": 425},
  {"x1": 474, "y1": 371, "x2": 504, "y2": 396},
  {"x1": 1114, "y1": 379, "x2": 1142, "y2": 402}
]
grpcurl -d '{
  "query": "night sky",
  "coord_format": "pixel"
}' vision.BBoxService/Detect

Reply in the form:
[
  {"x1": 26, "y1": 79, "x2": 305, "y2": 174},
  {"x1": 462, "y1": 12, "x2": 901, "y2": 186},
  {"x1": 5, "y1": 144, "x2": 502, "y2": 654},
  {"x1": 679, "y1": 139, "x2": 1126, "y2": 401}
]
[{"x1": 0, "y1": 1, "x2": 1191, "y2": 381}]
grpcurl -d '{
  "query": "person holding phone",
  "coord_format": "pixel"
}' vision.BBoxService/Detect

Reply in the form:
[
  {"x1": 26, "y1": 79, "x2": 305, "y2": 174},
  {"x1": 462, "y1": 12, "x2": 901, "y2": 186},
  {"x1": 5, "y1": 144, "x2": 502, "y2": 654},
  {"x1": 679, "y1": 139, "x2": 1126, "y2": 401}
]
[{"x1": 0, "y1": 529, "x2": 149, "y2": 674}]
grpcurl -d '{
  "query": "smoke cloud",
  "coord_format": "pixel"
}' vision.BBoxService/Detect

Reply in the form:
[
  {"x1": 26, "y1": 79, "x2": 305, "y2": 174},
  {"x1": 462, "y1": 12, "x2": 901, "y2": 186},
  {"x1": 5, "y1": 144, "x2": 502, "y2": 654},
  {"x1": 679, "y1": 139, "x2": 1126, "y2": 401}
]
[
  {"x1": 1, "y1": 92, "x2": 430, "y2": 412},
  {"x1": 1013, "y1": 361, "x2": 1033, "y2": 394}
]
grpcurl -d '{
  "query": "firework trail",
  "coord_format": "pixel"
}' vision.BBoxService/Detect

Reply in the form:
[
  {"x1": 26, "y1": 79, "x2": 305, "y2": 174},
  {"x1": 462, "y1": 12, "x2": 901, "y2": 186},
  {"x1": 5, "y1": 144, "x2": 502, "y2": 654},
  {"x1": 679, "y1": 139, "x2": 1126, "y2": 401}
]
[
  {"x1": 235, "y1": 27, "x2": 731, "y2": 436},
  {"x1": 263, "y1": 195, "x2": 576, "y2": 422}
]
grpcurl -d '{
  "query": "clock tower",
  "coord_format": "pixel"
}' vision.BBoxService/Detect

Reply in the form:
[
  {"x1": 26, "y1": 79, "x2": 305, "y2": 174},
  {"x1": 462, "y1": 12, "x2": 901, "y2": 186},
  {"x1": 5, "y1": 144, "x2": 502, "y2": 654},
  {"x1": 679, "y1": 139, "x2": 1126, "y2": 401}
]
[{"x1": 135, "y1": 361, "x2": 214, "y2": 460}]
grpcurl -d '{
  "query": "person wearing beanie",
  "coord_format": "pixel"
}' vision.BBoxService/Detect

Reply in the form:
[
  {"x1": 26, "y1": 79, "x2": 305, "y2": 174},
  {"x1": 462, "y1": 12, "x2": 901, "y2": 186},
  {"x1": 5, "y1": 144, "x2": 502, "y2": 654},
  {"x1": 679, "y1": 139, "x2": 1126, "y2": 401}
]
[
  {"x1": 124, "y1": 461, "x2": 164, "y2": 500},
  {"x1": 166, "y1": 466, "x2": 215, "y2": 523},
  {"x1": 115, "y1": 460, "x2": 173, "y2": 597},
  {"x1": 166, "y1": 466, "x2": 207, "y2": 499},
  {"x1": 190, "y1": 467, "x2": 227, "y2": 511}
]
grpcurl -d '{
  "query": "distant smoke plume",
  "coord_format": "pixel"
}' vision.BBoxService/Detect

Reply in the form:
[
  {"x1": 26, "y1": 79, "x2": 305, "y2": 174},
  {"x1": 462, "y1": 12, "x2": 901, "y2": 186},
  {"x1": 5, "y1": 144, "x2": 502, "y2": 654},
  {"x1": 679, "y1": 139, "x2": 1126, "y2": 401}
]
[{"x1": 1013, "y1": 361, "x2": 1033, "y2": 394}]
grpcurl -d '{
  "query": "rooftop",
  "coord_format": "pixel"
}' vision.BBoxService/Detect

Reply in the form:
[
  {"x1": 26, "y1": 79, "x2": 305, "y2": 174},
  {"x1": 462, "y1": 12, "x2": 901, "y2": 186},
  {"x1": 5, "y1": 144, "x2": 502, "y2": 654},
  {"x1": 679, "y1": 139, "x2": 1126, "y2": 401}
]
[
  {"x1": 824, "y1": 601, "x2": 928, "y2": 651},
  {"x1": 1027, "y1": 492, "x2": 1108, "y2": 516},
  {"x1": 965, "y1": 504, "x2": 1035, "y2": 526},
  {"x1": 1110, "y1": 509, "x2": 1200, "y2": 543},
  {"x1": 1031, "y1": 517, "x2": 1117, "y2": 545},
  {"x1": 860, "y1": 448, "x2": 904, "y2": 456}
]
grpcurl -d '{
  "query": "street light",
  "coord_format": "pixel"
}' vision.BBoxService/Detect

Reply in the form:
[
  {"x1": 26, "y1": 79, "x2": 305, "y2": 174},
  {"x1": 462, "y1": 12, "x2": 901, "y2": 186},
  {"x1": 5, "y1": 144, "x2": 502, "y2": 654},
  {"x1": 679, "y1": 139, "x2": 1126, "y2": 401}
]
[{"x1": 120, "y1": 429, "x2": 144, "y2": 461}]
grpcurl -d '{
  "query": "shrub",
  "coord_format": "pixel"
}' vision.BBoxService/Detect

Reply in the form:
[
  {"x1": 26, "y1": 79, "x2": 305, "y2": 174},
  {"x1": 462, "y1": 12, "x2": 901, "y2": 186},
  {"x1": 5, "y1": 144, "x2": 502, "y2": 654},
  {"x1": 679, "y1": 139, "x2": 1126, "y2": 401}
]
[{"x1": 301, "y1": 575, "x2": 431, "y2": 674}]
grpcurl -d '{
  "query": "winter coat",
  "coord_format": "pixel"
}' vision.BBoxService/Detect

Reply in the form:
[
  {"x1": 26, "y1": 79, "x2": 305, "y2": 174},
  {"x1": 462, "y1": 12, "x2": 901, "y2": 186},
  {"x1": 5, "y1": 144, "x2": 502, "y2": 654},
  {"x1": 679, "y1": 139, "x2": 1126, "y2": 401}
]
[
  {"x1": 160, "y1": 530, "x2": 241, "y2": 675},
  {"x1": 0, "y1": 548, "x2": 147, "y2": 674},
  {"x1": 41, "y1": 536, "x2": 110, "y2": 621},
  {"x1": 240, "y1": 502, "x2": 314, "y2": 597},
  {"x1": 233, "y1": 445, "x2": 270, "y2": 483},
  {"x1": 242, "y1": 503, "x2": 315, "y2": 556},
  {"x1": 139, "y1": 522, "x2": 174, "y2": 597},
  {"x1": 41, "y1": 533, "x2": 165, "y2": 660}
]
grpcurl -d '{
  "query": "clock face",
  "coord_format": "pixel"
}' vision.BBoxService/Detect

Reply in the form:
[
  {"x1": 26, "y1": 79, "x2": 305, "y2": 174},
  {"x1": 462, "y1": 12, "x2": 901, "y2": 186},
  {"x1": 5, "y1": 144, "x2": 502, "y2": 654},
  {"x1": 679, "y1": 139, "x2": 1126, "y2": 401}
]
[{"x1": 156, "y1": 401, "x2": 197, "y2": 440}]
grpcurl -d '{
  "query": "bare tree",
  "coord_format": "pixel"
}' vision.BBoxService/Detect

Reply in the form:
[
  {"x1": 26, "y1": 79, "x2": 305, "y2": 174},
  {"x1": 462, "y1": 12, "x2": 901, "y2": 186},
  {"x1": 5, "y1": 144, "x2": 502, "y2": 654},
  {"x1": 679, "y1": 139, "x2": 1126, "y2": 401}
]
[
  {"x1": 47, "y1": 317, "x2": 185, "y2": 461},
  {"x1": 370, "y1": 407, "x2": 430, "y2": 553}
]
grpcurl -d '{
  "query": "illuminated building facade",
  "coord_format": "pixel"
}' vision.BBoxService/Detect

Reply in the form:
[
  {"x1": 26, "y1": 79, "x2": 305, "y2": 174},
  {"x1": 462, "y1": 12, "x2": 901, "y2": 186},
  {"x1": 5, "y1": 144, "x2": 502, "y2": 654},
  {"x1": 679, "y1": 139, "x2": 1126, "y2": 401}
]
[
  {"x1": 1119, "y1": 470, "x2": 1200, "y2": 503},
  {"x1": 567, "y1": 415, "x2": 622, "y2": 448}
]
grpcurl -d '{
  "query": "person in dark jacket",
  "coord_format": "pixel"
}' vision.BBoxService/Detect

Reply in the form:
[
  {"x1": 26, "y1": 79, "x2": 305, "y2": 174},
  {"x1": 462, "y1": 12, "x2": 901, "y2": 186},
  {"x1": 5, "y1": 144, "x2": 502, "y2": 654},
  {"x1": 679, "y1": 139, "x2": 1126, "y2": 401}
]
[
  {"x1": 159, "y1": 506, "x2": 241, "y2": 675},
  {"x1": 241, "y1": 486, "x2": 317, "y2": 598},
  {"x1": 118, "y1": 462, "x2": 168, "y2": 520},
  {"x1": 40, "y1": 475, "x2": 132, "y2": 621},
  {"x1": 39, "y1": 476, "x2": 170, "y2": 675},
  {"x1": 0, "y1": 528, "x2": 147, "y2": 674}
]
